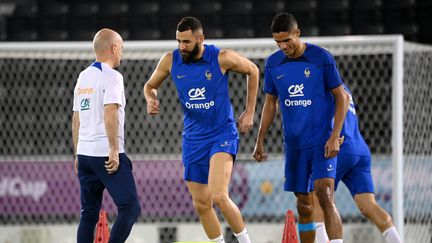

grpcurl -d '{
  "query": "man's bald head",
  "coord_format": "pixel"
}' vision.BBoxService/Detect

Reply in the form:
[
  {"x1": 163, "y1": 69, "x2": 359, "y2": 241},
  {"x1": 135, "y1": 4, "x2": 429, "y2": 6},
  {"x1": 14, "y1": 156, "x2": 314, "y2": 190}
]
[{"x1": 93, "y1": 28, "x2": 123, "y2": 57}]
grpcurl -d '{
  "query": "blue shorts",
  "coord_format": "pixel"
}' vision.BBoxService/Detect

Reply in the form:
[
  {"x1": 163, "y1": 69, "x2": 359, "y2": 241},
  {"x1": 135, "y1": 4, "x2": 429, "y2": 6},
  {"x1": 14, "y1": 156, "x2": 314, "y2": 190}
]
[
  {"x1": 182, "y1": 138, "x2": 239, "y2": 184},
  {"x1": 336, "y1": 154, "x2": 375, "y2": 197},
  {"x1": 284, "y1": 144, "x2": 337, "y2": 193}
]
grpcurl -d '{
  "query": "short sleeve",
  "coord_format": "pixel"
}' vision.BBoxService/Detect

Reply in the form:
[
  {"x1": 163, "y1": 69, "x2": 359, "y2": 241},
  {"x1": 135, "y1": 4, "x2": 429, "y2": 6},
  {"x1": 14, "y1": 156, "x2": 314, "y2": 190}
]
[
  {"x1": 263, "y1": 67, "x2": 278, "y2": 96},
  {"x1": 323, "y1": 56, "x2": 343, "y2": 91},
  {"x1": 104, "y1": 73, "x2": 124, "y2": 105}
]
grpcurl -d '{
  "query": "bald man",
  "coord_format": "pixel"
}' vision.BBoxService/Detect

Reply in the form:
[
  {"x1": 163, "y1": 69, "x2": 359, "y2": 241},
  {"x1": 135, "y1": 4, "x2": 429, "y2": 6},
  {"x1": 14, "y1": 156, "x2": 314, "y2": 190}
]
[{"x1": 72, "y1": 28, "x2": 141, "y2": 243}]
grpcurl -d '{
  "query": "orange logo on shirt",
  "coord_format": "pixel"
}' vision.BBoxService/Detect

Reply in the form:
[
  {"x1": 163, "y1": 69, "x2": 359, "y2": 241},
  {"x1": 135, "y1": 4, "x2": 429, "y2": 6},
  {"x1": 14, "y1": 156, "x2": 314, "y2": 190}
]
[{"x1": 77, "y1": 88, "x2": 94, "y2": 95}]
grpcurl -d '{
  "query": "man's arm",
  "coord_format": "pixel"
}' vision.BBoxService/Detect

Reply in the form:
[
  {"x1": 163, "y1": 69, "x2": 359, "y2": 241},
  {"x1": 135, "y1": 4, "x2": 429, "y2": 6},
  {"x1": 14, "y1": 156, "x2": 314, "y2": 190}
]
[
  {"x1": 219, "y1": 49, "x2": 259, "y2": 133},
  {"x1": 143, "y1": 52, "x2": 173, "y2": 115},
  {"x1": 325, "y1": 85, "x2": 350, "y2": 158},
  {"x1": 253, "y1": 94, "x2": 278, "y2": 162},
  {"x1": 104, "y1": 104, "x2": 119, "y2": 174},
  {"x1": 72, "y1": 111, "x2": 80, "y2": 174}
]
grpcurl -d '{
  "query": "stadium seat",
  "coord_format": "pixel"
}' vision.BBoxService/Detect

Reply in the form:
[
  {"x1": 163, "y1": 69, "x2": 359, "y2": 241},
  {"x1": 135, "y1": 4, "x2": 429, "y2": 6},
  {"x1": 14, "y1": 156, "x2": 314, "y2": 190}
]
[
  {"x1": 128, "y1": 1, "x2": 159, "y2": 16},
  {"x1": 159, "y1": 1, "x2": 192, "y2": 38},
  {"x1": 68, "y1": 29, "x2": 97, "y2": 41},
  {"x1": 0, "y1": 2, "x2": 16, "y2": 17},
  {"x1": 383, "y1": 0, "x2": 416, "y2": 10},
  {"x1": 417, "y1": 0, "x2": 432, "y2": 8},
  {"x1": 38, "y1": 2, "x2": 69, "y2": 17},
  {"x1": 351, "y1": 9, "x2": 383, "y2": 25},
  {"x1": 253, "y1": 0, "x2": 285, "y2": 14},
  {"x1": 383, "y1": 9, "x2": 416, "y2": 25},
  {"x1": 419, "y1": 24, "x2": 432, "y2": 44},
  {"x1": 223, "y1": 1, "x2": 254, "y2": 15},
  {"x1": 386, "y1": 23, "x2": 419, "y2": 41},
  {"x1": 67, "y1": 16, "x2": 98, "y2": 38},
  {"x1": 129, "y1": 29, "x2": 161, "y2": 40},
  {"x1": 160, "y1": 1, "x2": 191, "y2": 15},
  {"x1": 98, "y1": 16, "x2": 128, "y2": 32},
  {"x1": 0, "y1": 17, "x2": 7, "y2": 40},
  {"x1": 318, "y1": 0, "x2": 350, "y2": 27},
  {"x1": 99, "y1": 2, "x2": 128, "y2": 17},
  {"x1": 321, "y1": 25, "x2": 352, "y2": 36},
  {"x1": 13, "y1": 1, "x2": 38, "y2": 17},
  {"x1": 39, "y1": 29, "x2": 68, "y2": 41},
  {"x1": 204, "y1": 27, "x2": 224, "y2": 39},
  {"x1": 252, "y1": 0, "x2": 285, "y2": 37},
  {"x1": 9, "y1": 29, "x2": 38, "y2": 41},
  {"x1": 319, "y1": 0, "x2": 350, "y2": 12},
  {"x1": 351, "y1": 0, "x2": 382, "y2": 10},
  {"x1": 192, "y1": 1, "x2": 222, "y2": 15},
  {"x1": 353, "y1": 24, "x2": 385, "y2": 35},
  {"x1": 301, "y1": 25, "x2": 320, "y2": 36},
  {"x1": 286, "y1": 0, "x2": 318, "y2": 12},
  {"x1": 225, "y1": 26, "x2": 255, "y2": 38},
  {"x1": 70, "y1": 3, "x2": 99, "y2": 17}
]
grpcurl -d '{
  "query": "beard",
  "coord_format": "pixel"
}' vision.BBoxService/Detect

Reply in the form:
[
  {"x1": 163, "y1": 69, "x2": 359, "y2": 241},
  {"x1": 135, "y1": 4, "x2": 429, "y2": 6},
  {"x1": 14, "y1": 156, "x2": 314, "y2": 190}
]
[{"x1": 181, "y1": 43, "x2": 200, "y2": 63}]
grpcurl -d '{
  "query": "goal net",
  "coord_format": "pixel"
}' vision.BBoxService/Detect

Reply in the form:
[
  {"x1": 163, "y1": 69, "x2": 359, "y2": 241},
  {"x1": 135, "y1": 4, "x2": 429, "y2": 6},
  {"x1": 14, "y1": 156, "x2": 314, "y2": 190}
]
[{"x1": 0, "y1": 36, "x2": 430, "y2": 243}]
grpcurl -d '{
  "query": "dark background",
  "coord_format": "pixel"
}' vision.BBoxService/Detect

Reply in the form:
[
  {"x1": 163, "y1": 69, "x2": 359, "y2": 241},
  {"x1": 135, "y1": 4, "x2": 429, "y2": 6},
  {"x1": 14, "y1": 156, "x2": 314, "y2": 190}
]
[{"x1": 0, "y1": 0, "x2": 431, "y2": 43}]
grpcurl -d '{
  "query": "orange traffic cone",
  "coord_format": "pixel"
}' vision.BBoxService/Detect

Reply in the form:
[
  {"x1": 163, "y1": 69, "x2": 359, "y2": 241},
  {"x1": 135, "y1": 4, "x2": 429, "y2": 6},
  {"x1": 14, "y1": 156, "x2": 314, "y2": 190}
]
[
  {"x1": 282, "y1": 210, "x2": 299, "y2": 243},
  {"x1": 94, "y1": 209, "x2": 110, "y2": 243}
]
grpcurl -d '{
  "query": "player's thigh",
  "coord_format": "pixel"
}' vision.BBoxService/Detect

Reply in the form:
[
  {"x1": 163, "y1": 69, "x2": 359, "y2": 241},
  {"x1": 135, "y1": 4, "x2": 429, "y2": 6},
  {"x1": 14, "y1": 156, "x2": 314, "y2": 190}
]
[
  {"x1": 186, "y1": 181, "x2": 212, "y2": 206},
  {"x1": 311, "y1": 144, "x2": 337, "y2": 182},
  {"x1": 77, "y1": 155, "x2": 105, "y2": 209},
  {"x1": 100, "y1": 154, "x2": 139, "y2": 206},
  {"x1": 341, "y1": 155, "x2": 374, "y2": 196},
  {"x1": 208, "y1": 152, "x2": 234, "y2": 195},
  {"x1": 284, "y1": 148, "x2": 313, "y2": 193},
  {"x1": 182, "y1": 141, "x2": 212, "y2": 184},
  {"x1": 335, "y1": 153, "x2": 358, "y2": 189},
  {"x1": 207, "y1": 138, "x2": 238, "y2": 193}
]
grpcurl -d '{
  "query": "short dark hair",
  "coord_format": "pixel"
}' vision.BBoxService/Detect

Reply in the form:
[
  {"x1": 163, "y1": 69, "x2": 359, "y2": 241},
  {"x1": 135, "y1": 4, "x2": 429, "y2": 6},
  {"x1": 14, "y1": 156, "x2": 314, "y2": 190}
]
[
  {"x1": 177, "y1": 17, "x2": 203, "y2": 33},
  {"x1": 271, "y1": 12, "x2": 298, "y2": 33}
]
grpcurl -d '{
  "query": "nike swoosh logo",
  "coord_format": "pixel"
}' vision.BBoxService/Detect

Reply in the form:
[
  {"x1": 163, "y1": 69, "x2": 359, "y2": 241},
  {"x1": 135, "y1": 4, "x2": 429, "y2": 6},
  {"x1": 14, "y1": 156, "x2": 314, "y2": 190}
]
[
  {"x1": 327, "y1": 168, "x2": 333, "y2": 171},
  {"x1": 277, "y1": 74, "x2": 285, "y2": 79},
  {"x1": 177, "y1": 75, "x2": 187, "y2": 79}
]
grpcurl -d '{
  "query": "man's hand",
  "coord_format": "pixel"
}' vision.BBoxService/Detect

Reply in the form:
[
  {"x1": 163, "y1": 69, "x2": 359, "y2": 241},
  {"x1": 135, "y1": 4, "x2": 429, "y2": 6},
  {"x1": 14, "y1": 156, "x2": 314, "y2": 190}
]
[
  {"x1": 253, "y1": 141, "x2": 268, "y2": 162},
  {"x1": 325, "y1": 135, "x2": 341, "y2": 158},
  {"x1": 238, "y1": 110, "x2": 254, "y2": 133},
  {"x1": 74, "y1": 157, "x2": 78, "y2": 174},
  {"x1": 146, "y1": 99, "x2": 160, "y2": 115},
  {"x1": 105, "y1": 151, "x2": 119, "y2": 174}
]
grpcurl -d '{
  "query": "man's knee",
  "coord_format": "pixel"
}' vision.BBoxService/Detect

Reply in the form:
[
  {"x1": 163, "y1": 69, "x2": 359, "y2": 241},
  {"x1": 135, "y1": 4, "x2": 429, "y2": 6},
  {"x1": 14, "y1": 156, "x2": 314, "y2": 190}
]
[
  {"x1": 297, "y1": 199, "x2": 314, "y2": 218},
  {"x1": 192, "y1": 197, "x2": 213, "y2": 215},
  {"x1": 118, "y1": 200, "x2": 141, "y2": 219},
  {"x1": 211, "y1": 193, "x2": 230, "y2": 209}
]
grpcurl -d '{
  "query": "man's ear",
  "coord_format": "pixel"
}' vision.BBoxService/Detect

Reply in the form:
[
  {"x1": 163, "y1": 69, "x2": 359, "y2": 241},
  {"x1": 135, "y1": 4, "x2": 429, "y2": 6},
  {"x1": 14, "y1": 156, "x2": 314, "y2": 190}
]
[
  {"x1": 112, "y1": 43, "x2": 118, "y2": 55},
  {"x1": 197, "y1": 34, "x2": 205, "y2": 44}
]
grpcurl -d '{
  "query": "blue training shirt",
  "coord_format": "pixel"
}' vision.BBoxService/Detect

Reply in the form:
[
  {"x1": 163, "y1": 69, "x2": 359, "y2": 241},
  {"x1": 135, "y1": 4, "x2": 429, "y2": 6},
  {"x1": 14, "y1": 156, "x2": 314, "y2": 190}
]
[
  {"x1": 171, "y1": 44, "x2": 238, "y2": 142},
  {"x1": 264, "y1": 43, "x2": 343, "y2": 149},
  {"x1": 339, "y1": 84, "x2": 371, "y2": 156}
]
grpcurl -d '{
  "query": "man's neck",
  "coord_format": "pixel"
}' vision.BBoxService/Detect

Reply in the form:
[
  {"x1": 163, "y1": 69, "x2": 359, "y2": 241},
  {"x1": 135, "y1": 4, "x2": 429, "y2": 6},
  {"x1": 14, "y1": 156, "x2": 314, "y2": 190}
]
[
  {"x1": 194, "y1": 44, "x2": 205, "y2": 60},
  {"x1": 290, "y1": 42, "x2": 306, "y2": 59}
]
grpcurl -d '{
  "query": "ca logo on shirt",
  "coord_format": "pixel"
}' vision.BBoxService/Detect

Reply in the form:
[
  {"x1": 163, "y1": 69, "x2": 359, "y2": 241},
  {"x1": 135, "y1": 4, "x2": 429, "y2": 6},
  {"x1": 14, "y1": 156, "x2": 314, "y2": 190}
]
[
  {"x1": 288, "y1": 84, "x2": 305, "y2": 97},
  {"x1": 188, "y1": 87, "x2": 206, "y2": 100},
  {"x1": 80, "y1": 98, "x2": 90, "y2": 111}
]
